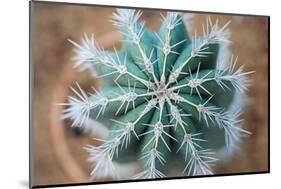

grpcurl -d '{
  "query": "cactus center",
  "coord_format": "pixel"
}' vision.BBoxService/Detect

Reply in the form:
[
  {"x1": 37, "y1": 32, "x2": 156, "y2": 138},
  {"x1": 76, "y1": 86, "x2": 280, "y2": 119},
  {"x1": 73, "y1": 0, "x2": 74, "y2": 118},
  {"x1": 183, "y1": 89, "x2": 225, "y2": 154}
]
[{"x1": 153, "y1": 82, "x2": 170, "y2": 100}]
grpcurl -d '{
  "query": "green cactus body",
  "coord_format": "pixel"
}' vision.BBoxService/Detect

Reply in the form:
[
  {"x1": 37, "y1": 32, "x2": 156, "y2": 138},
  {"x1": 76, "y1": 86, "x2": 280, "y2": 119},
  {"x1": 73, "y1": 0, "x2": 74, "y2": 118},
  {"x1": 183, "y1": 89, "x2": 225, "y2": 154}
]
[{"x1": 61, "y1": 9, "x2": 253, "y2": 179}]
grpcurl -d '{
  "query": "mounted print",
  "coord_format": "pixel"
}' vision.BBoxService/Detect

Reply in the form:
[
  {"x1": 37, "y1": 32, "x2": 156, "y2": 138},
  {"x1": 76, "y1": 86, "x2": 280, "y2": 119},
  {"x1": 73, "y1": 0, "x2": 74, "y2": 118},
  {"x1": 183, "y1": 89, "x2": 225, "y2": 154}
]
[{"x1": 30, "y1": 1, "x2": 269, "y2": 188}]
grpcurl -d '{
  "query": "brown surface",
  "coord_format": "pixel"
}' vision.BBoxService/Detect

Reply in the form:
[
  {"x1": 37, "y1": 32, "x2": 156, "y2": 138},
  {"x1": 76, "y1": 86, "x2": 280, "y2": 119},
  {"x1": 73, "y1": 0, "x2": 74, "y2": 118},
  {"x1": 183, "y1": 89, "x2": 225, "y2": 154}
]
[{"x1": 31, "y1": 2, "x2": 269, "y2": 186}]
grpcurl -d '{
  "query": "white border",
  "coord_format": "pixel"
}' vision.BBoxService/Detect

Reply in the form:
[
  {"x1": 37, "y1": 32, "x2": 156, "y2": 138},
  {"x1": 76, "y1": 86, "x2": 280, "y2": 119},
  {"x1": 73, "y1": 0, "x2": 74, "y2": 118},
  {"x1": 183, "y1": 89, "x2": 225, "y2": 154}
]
[{"x1": 0, "y1": 0, "x2": 276, "y2": 189}]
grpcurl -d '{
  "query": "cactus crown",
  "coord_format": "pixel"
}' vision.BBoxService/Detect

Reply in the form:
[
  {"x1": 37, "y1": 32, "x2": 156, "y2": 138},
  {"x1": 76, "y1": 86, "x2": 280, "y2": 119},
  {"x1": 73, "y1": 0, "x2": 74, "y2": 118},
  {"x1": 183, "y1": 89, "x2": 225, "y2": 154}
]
[{"x1": 60, "y1": 9, "x2": 253, "y2": 179}]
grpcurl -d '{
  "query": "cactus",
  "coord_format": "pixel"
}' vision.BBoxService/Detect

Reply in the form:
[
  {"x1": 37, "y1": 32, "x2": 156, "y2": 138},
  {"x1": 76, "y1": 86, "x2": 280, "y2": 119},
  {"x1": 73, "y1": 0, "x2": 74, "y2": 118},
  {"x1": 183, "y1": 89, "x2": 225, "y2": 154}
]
[{"x1": 60, "y1": 9, "x2": 253, "y2": 179}]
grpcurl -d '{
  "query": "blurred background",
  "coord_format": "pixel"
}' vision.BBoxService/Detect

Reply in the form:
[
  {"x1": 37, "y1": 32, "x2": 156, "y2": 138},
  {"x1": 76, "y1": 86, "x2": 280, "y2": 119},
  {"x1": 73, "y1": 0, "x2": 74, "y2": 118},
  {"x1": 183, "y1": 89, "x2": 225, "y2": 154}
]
[{"x1": 31, "y1": 1, "x2": 269, "y2": 186}]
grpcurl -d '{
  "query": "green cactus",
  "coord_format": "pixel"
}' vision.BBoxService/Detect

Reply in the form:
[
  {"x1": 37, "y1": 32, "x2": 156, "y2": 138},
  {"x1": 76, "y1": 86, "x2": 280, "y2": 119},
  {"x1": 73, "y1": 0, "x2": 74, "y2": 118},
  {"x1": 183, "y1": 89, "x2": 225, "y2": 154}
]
[{"x1": 60, "y1": 9, "x2": 253, "y2": 179}]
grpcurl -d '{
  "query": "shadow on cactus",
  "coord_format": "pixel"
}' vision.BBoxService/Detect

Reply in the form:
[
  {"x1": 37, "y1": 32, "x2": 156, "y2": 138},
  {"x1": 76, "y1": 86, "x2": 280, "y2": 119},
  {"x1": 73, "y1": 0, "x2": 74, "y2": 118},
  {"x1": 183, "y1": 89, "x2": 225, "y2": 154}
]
[{"x1": 59, "y1": 9, "x2": 254, "y2": 179}]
